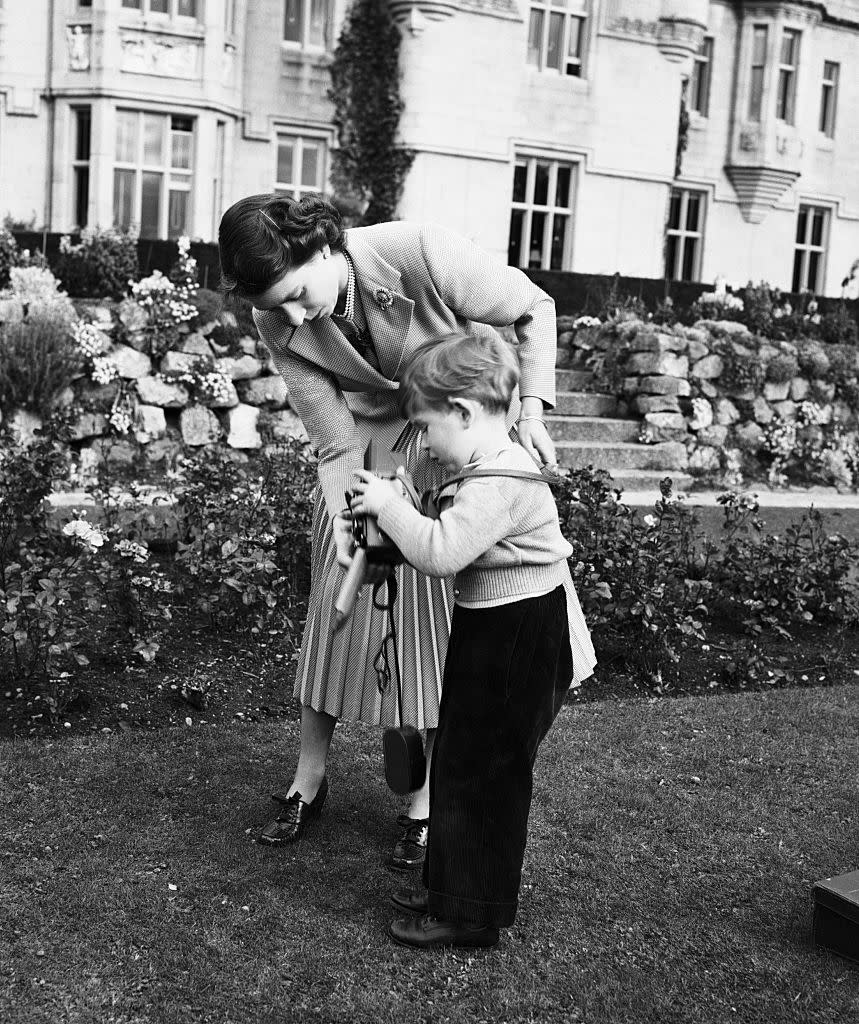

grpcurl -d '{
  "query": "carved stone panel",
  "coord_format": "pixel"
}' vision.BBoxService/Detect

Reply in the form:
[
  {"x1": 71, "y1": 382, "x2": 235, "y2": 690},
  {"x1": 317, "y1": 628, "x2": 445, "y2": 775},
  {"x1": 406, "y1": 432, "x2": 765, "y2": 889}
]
[
  {"x1": 120, "y1": 32, "x2": 201, "y2": 79},
  {"x1": 66, "y1": 24, "x2": 91, "y2": 71}
]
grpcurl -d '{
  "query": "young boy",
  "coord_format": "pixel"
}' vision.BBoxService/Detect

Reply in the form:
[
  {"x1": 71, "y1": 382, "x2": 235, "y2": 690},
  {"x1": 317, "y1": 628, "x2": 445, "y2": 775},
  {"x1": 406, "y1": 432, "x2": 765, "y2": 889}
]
[{"x1": 346, "y1": 332, "x2": 596, "y2": 950}]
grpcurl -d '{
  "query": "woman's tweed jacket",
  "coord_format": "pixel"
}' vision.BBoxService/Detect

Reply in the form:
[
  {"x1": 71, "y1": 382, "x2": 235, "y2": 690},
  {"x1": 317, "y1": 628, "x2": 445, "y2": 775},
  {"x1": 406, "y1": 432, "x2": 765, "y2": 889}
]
[{"x1": 253, "y1": 221, "x2": 557, "y2": 519}]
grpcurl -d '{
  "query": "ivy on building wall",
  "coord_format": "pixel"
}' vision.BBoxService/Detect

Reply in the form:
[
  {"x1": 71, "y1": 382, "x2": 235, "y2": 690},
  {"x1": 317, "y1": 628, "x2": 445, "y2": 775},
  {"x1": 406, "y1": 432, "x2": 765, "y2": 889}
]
[{"x1": 328, "y1": 0, "x2": 414, "y2": 225}]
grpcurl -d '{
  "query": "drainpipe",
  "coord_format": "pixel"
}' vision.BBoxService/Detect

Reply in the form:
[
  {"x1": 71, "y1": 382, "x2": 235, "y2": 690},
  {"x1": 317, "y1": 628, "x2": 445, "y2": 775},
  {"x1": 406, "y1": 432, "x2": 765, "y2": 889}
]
[{"x1": 44, "y1": 0, "x2": 56, "y2": 240}]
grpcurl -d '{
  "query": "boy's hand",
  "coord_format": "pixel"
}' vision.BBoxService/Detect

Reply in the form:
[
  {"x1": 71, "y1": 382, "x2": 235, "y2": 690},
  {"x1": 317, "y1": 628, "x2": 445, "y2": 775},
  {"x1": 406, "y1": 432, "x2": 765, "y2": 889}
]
[{"x1": 350, "y1": 469, "x2": 404, "y2": 517}]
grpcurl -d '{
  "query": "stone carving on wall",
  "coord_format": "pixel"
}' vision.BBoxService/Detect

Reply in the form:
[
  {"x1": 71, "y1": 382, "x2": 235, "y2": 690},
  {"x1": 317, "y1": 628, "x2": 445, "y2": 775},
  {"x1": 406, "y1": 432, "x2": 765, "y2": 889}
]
[
  {"x1": 120, "y1": 32, "x2": 200, "y2": 78},
  {"x1": 66, "y1": 24, "x2": 91, "y2": 71},
  {"x1": 739, "y1": 128, "x2": 760, "y2": 152}
]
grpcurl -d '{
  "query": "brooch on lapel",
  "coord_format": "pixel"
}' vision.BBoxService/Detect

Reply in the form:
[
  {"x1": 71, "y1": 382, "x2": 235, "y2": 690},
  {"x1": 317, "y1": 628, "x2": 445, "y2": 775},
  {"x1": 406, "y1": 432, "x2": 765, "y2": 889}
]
[{"x1": 374, "y1": 287, "x2": 394, "y2": 311}]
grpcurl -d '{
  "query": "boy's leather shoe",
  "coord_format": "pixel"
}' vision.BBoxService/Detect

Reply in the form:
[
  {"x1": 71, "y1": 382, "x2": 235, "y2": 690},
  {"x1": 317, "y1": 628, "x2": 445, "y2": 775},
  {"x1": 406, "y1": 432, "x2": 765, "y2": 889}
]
[
  {"x1": 390, "y1": 889, "x2": 429, "y2": 915},
  {"x1": 257, "y1": 777, "x2": 328, "y2": 846},
  {"x1": 388, "y1": 914, "x2": 500, "y2": 950},
  {"x1": 388, "y1": 814, "x2": 428, "y2": 870}
]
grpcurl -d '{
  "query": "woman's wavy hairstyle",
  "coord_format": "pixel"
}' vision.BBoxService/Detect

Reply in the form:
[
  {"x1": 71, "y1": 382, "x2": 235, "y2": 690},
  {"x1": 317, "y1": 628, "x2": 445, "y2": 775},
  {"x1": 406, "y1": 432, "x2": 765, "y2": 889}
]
[
  {"x1": 218, "y1": 193, "x2": 346, "y2": 300},
  {"x1": 398, "y1": 333, "x2": 520, "y2": 420}
]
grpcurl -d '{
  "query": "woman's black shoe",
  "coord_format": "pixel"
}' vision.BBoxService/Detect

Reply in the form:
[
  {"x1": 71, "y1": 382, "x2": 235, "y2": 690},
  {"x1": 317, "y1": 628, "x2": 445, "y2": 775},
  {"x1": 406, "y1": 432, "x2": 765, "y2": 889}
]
[{"x1": 257, "y1": 777, "x2": 328, "y2": 846}]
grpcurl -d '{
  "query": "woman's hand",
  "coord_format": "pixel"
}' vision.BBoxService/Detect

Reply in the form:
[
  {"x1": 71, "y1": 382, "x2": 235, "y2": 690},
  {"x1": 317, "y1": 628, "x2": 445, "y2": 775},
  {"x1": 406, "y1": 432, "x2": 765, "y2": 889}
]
[
  {"x1": 350, "y1": 469, "x2": 404, "y2": 517},
  {"x1": 517, "y1": 416, "x2": 556, "y2": 468},
  {"x1": 332, "y1": 510, "x2": 356, "y2": 569}
]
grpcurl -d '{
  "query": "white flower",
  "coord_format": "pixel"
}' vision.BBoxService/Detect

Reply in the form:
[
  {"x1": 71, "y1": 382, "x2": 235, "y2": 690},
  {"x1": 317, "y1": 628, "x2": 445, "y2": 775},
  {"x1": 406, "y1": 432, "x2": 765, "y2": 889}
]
[
  {"x1": 643, "y1": 514, "x2": 657, "y2": 527},
  {"x1": 116, "y1": 539, "x2": 150, "y2": 564}
]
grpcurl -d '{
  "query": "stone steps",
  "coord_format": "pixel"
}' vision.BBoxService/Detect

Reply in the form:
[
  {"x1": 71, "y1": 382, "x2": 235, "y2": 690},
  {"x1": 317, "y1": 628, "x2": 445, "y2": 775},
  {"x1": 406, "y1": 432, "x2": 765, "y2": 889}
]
[
  {"x1": 554, "y1": 440, "x2": 688, "y2": 473},
  {"x1": 547, "y1": 351, "x2": 690, "y2": 496},
  {"x1": 585, "y1": 468, "x2": 694, "y2": 494},
  {"x1": 553, "y1": 391, "x2": 619, "y2": 416},
  {"x1": 548, "y1": 415, "x2": 641, "y2": 443}
]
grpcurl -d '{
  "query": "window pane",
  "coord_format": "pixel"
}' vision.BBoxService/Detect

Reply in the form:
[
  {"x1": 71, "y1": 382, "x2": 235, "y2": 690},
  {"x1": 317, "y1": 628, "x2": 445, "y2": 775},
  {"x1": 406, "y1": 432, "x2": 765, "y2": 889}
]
[
  {"x1": 749, "y1": 68, "x2": 764, "y2": 120},
  {"x1": 512, "y1": 163, "x2": 527, "y2": 203},
  {"x1": 168, "y1": 190, "x2": 188, "y2": 237},
  {"x1": 121, "y1": 0, "x2": 141, "y2": 7},
  {"x1": 791, "y1": 251, "x2": 802, "y2": 293},
  {"x1": 546, "y1": 12, "x2": 563, "y2": 70},
  {"x1": 810, "y1": 209, "x2": 825, "y2": 247},
  {"x1": 284, "y1": 0, "x2": 301, "y2": 42},
  {"x1": 177, "y1": 0, "x2": 197, "y2": 16},
  {"x1": 301, "y1": 143, "x2": 320, "y2": 188},
  {"x1": 75, "y1": 108, "x2": 92, "y2": 161},
  {"x1": 550, "y1": 215, "x2": 567, "y2": 270},
  {"x1": 140, "y1": 171, "x2": 162, "y2": 238},
  {"x1": 807, "y1": 251, "x2": 820, "y2": 291},
  {"x1": 686, "y1": 194, "x2": 700, "y2": 231},
  {"x1": 819, "y1": 85, "x2": 832, "y2": 133},
  {"x1": 555, "y1": 165, "x2": 571, "y2": 207},
  {"x1": 115, "y1": 111, "x2": 137, "y2": 163},
  {"x1": 781, "y1": 30, "x2": 798, "y2": 65},
  {"x1": 533, "y1": 162, "x2": 550, "y2": 206},
  {"x1": 528, "y1": 212, "x2": 546, "y2": 268},
  {"x1": 277, "y1": 140, "x2": 295, "y2": 184},
  {"x1": 308, "y1": 0, "x2": 328, "y2": 46},
  {"x1": 752, "y1": 26, "x2": 767, "y2": 65},
  {"x1": 568, "y1": 16, "x2": 582, "y2": 58},
  {"x1": 150, "y1": 0, "x2": 168, "y2": 12},
  {"x1": 171, "y1": 132, "x2": 192, "y2": 170},
  {"x1": 668, "y1": 190, "x2": 681, "y2": 230},
  {"x1": 665, "y1": 234, "x2": 678, "y2": 280},
  {"x1": 796, "y1": 207, "x2": 808, "y2": 243},
  {"x1": 113, "y1": 168, "x2": 135, "y2": 229},
  {"x1": 508, "y1": 209, "x2": 524, "y2": 267},
  {"x1": 681, "y1": 237, "x2": 697, "y2": 281},
  {"x1": 527, "y1": 10, "x2": 543, "y2": 66},
  {"x1": 74, "y1": 167, "x2": 89, "y2": 228},
  {"x1": 143, "y1": 114, "x2": 163, "y2": 164}
]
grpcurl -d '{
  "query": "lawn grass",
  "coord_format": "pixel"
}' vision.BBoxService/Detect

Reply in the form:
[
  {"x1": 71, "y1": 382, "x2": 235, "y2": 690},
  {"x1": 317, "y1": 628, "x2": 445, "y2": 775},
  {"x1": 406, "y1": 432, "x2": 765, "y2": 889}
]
[{"x1": 1, "y1": 685, "x2": 858, "y2": 1024}]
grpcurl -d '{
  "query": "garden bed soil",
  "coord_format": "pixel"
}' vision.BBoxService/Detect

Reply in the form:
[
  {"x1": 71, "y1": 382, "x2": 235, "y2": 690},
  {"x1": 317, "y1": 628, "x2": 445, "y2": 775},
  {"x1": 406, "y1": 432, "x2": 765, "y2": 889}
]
[{"x1": 2, "y1": 612, "x2": 857, "y2": 740}]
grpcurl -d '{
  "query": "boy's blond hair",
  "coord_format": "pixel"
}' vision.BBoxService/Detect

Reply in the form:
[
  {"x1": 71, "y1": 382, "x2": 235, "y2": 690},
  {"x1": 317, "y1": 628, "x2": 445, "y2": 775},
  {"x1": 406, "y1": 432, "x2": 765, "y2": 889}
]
[{"x1": 398, "y1": 333, "x2": 519, "y2": 420}]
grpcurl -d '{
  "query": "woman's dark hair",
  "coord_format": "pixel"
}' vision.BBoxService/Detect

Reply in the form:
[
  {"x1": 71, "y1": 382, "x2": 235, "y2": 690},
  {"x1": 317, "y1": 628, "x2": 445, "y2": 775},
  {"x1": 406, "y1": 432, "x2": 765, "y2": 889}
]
[{"x1": 218, "y1": 193, "x2": 345, "y2": 300}]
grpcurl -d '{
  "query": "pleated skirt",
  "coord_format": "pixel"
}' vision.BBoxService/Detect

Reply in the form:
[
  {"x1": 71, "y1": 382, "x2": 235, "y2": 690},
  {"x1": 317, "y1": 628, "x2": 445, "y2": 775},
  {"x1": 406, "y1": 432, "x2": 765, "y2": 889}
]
[{"x1": 293, "y1": 425, "x2": 454, "y2": 729}]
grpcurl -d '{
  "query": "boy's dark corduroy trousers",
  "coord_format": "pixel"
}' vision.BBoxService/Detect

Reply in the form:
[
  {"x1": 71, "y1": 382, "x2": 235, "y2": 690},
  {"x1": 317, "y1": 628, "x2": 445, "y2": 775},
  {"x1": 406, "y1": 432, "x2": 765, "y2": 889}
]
[{"x1": 423, "y1": 584, "x2": 573, "y2": 928}]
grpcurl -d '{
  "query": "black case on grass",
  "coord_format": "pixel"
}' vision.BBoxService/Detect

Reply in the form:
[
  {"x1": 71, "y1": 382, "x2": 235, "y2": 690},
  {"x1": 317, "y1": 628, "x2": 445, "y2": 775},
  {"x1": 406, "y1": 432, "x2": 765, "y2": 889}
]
[
  {"x1": 383, "y1": 725, "x2": 427, "y2": 796},
  {"x1": 813, "y1": 870, "x2": 859, "y2": 963}
]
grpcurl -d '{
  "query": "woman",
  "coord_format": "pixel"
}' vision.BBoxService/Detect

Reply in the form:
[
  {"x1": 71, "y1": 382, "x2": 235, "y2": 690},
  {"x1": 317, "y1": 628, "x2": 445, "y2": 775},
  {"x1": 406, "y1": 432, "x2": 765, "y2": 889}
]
[{"x1": 217, "y1": 194, "x2": 558, "y2": 867}]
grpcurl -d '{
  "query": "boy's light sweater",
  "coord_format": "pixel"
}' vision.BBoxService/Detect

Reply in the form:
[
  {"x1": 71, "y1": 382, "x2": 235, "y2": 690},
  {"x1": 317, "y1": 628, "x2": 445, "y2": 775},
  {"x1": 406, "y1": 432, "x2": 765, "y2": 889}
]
[{"x1": 376, "y1": 444, "x2": 573, "y2": 608}]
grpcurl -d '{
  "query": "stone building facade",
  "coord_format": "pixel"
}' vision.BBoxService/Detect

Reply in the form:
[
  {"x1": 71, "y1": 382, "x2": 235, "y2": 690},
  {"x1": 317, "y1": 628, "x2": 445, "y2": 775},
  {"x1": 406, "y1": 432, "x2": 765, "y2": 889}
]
[{"x1": 1, "y1": 0, "x2": 858, "y2": 295}]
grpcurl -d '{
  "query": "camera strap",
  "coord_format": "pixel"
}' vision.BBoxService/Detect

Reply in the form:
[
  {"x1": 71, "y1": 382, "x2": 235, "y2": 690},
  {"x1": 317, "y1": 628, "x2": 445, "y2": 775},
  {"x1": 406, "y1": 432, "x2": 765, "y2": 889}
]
[{"x1": 372, "y1": 571, "x2": 405, "y2": 725}]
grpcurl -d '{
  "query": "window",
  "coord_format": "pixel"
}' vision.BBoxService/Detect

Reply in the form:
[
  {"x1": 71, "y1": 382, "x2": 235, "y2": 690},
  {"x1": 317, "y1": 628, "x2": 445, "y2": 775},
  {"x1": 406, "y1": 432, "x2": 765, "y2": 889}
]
[
  {"x1": 689, "y1": 36, "x2": 713, "y2": 116},
  {"x1": 213, "y1": 122, "x2": 226, "y2": 240},
  {"x1": 283, "y1": 0, "x2": 331, "y2": 49},
  {"x1": 526, "y1": 0, "x2": 587, "y2": 77},
  {"x1": 225, "y1": 0, "x2": 237, "y2": 34},
  {"x1": 121, "y1": 0, "x2": 198, "y2": 15},
  {"x1": 72, "y1": 106, "x2": 91, "y2": 229},
  {"x1": 819, "y1": 61, "x2": 839, "y2": 137},
  {"x1": 665, "y1": 188, "x2": 705, "y2": 282},
  {"x1": 275, "y1": 134, "x2": 326, "y2": 199},
  {"x1": 78, "y1": 0, "x2": 92, "y2": 7},
  {"x1": 792, "y1": 205, "x2": 828, "y2": 293},
  {"x1": 113, "y1": 111, "x2": 194, "y2": 238},
  {"x1": 508, "y1": 158, "x2": 574, "y2": 271},
  {"x1": 748, "y1": 25, "x2": 768, "y2": 121},
  {"x1": 776, "y1": 28, "x2": 800, "y2": 123}
]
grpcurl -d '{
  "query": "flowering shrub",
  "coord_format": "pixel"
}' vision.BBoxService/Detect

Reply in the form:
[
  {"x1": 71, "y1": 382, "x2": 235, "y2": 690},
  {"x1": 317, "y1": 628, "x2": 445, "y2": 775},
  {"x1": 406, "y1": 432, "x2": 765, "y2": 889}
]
[
  {"x1": 711, "y1": 492, "x2": 859, "y2": 634},
  {"x1": 130, "y1": 269, "x2": 198, "y2": 359},
  {"x1": 761, "y1": 402, "x2": 859, "y2": 489},
  {"x1": 55, "y1": 228, "x2": 139, "y2": 299},
  {"x1": 692, "y1": 289, "x2": 744, "y2": 320},
  {"x1": 0, "y1": 299, "x2": 83, "y2": 417},
  {"x1": 172, "y1": 440, "x2": 316, "y2": 632},
  {"x1": 160, "y1": 362, "x2": 233, "y2": 405}
]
